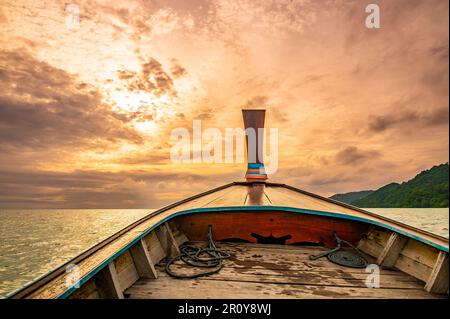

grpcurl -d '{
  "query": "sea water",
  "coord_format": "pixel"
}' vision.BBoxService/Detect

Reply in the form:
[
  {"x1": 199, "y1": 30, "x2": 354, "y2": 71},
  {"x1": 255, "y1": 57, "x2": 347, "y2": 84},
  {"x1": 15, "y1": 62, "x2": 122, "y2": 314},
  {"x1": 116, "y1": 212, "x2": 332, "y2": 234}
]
[{"x1": 0, "y1": 208, "x2": 448, "y2": 297}]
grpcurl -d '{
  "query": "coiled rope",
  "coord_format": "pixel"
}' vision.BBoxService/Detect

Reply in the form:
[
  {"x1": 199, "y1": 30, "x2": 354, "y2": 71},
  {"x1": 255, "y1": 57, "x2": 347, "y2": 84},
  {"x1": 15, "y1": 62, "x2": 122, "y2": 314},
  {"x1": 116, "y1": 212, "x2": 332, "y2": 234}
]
[
  {"x1": 309, "y1": 231, "x2": 368, "y2": 268},
  {"x1": 165, "y1": 225, "x2": 231, "y2": 279}
]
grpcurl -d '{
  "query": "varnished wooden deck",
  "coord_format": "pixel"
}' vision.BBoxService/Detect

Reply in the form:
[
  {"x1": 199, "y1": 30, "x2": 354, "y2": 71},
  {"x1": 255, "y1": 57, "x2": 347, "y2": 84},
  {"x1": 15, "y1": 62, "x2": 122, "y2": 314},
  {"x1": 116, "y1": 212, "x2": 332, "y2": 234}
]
[
  {"x1": 124, "y1": 242, "x2": 443, "y2": 299},
  {"x1": 13, "y1": 182, "x2": 447, "y2": 299}
]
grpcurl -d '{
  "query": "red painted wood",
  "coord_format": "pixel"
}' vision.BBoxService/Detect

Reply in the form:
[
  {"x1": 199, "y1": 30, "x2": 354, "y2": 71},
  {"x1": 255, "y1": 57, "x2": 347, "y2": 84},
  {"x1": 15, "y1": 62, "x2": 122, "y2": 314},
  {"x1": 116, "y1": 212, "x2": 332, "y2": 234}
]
[{"x1": 175, "y1": 211, "x2": 369, "y2": 247}]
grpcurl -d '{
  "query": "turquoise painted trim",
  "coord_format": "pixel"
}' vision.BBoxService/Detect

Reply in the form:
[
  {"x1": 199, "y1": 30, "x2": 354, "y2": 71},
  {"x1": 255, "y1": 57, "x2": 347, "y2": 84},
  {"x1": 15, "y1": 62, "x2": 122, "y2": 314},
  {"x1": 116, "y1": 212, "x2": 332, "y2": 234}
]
[
  {"x1": 248, "y1": 163, "x2": 264, "y2": 169},
  {"x1": 57, "y1": 205, "x2": 449, "y2": 299}
]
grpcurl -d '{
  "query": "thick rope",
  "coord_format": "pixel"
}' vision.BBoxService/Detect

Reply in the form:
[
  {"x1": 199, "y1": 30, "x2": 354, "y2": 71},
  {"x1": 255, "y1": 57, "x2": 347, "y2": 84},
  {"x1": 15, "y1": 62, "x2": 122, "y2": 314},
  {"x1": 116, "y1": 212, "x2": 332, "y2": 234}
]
[
  {"x1": 309, "y1": 231, "x2": 368, "y2": 268},
  {"x1": 165, "y1": 225, "x2": 231, "y2": 279}
]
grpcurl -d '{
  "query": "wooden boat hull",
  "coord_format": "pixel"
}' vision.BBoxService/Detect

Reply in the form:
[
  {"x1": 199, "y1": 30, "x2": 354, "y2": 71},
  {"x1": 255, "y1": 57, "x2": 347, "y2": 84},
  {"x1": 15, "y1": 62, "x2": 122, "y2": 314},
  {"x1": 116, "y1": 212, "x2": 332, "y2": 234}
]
[
  {"x1": 7, "y1": 182, "x2": 449, "y2": 299},
  {"x1": 175, "y1": 211, "x2": 369, "y2": 247}
]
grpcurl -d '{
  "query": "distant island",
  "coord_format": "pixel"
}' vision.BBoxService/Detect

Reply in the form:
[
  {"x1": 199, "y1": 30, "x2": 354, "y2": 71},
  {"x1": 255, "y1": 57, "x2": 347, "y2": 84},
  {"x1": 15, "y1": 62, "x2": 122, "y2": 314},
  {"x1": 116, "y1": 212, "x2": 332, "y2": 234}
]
[{"x1": 330, "y1": 163, "x2": 449, "y2": 208}]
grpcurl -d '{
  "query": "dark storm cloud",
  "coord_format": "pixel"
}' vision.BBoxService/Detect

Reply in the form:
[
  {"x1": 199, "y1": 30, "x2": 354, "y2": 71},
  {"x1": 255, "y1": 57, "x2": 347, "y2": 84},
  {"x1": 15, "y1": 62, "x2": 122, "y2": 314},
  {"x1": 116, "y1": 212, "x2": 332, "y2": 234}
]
[
  {"x1": 243, "y1": 96, "x2": 288, "y2": 122},
  {"x1": 272, "y1": 108, "x2": 289, "y2": 123},
  {"x1": 0, "y1": 50, "x2": 143, "y2": 149},
  {"x1": 301, "y1": 74, "x2": 328, "y2": 85},
  {"x1": 0, "y1": 168, "x2": 229, "y2": 190},
  {"x1": 368, "y1": 110, "x2": 419, "y2": 132},
  {"x1": 245, "y1": 95, "x2": 291, "y2": 124},
  {"x1": 194, "y1": 107, "x2": 214, "y2": 120},
  {"x1": 335, "y1": 146, "x2": 381, "y2": 165},
  {"x1": 0, "y1": 169, "x2": 241, "y2": 208},
  {"x1": 170, "y1": 59, "x2": 187, "y2": 78},
  {"x1": 430, "y1": 42, "x2": 449, "y2": 60},
  {"x1": 308, "y1": 174, "x2": 355, "y2": 187},
  {"x1": 118, "y1": 58, "x2": 177, "y2": 97},
  {"x1": 425, "y1": 106, "x2": 450, "y2": 126},
  {"x1": 368, "y1": 106, "x2": 449, "y2": 133},
  {"x1": 244, "y1": 96, "x2": 269, "y2": 108}
]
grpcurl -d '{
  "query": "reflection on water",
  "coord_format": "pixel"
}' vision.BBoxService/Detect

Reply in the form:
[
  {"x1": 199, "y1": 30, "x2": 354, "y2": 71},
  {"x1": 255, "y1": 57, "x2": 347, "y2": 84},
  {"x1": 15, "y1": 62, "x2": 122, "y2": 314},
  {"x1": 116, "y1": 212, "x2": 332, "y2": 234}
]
[
  {"x1": 0, "y1": 208, "x2": 448, "y2": 297},
  {"x1": 0, "y1": 209, "x2": 151, "y2": 298},
  {"x1": 366, "y1": 208, "x2": 449, "y2": 238}
]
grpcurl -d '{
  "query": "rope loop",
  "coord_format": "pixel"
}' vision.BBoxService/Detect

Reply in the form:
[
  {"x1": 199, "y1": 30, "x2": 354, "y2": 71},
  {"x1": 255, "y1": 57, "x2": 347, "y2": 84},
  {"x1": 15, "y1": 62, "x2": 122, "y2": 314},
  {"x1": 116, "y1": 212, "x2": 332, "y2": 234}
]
[
  {"x1": 165, "y1": 225, "x2": 231, "y2": 279},
  {"x1": 309, "y1": 231, "x2": 368, "y2": 268}
]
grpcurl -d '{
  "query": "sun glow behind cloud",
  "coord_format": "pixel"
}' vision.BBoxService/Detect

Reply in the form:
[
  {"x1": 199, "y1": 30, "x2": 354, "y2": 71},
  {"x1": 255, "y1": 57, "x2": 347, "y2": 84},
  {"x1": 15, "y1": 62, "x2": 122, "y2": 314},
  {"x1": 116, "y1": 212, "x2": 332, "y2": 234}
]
[
  {"x1": 0, "y1": 0, "x2": 448, "y2": 208},
  {"x1": 107, "y1": 90, "x2": 163, "y2": 134}
]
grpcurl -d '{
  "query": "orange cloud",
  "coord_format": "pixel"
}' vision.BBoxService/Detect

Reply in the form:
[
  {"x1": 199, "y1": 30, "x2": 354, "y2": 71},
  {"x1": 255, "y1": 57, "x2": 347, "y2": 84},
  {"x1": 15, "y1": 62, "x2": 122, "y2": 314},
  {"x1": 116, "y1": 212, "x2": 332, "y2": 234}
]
[{"x1": 0, "y1": 0, "x2": 448, "y2": 207}]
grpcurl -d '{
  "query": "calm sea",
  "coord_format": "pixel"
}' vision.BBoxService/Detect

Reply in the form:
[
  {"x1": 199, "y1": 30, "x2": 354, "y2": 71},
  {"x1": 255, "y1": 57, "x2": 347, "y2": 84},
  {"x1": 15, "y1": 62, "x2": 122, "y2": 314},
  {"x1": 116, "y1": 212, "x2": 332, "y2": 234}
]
[{"x1": 0, "y1": 208, "x2": 448, "y2": 298}]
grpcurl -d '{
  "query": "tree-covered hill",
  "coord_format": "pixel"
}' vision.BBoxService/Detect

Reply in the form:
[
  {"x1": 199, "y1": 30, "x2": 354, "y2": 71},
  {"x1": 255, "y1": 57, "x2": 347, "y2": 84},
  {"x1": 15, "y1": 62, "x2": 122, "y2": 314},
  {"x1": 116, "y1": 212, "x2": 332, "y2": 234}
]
[
  {"x1": 330, "y1": 163, "x2": 449, "y2": 208},
  {"x1": 330, "y1": 190, "x2": 374, "y2": 204}
]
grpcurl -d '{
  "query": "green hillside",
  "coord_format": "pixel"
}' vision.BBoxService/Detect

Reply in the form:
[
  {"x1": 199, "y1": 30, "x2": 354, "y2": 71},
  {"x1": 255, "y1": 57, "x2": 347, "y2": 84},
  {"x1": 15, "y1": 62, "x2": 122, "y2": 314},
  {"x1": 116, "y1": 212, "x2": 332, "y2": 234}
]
[
  {"x1": 330, "y1": 163, "x2": 449, "y2": 208},
  {"x1": 330, "y1": 190, "x2": 374, "y2": 204}
]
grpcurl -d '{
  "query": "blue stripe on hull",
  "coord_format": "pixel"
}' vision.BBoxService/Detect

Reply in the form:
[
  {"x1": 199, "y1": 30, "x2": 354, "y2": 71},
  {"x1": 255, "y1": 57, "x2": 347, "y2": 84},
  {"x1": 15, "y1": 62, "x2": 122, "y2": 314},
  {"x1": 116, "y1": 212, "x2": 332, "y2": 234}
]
[{"x1": 57, "y1": 205, "x2": 448, "y2": 299}]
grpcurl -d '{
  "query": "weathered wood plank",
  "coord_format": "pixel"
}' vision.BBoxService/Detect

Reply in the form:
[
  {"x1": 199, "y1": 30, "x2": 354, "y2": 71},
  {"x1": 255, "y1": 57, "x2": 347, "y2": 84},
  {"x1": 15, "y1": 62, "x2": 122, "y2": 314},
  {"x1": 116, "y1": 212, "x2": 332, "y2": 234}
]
[
  {"x1": 94, "y1": 263, "x2": 124, "y2": 299},
  {"x1": 394, "y1": 255, "x2": 432, "y2": 282},
  {"x1": 160, "y1": 242, "x2": 387, "y2": 275},
  {"x1": 245, "y1": 184, "x2": 271, "y2": 206},
  {"x1": 357, "y1": 227, "x2": 391, "y2": 258},
  {"x1": 393, "y1": 239, "x2": 439, "y2": 282},
  {"x1": 165, "y1": 185, "x2": 245, "y2": 211},
  {"x1": 156, "y1": 264, "x2": 423, "y2": 289},
  {"x1": 202, "y1": 185, "x2": 249, "y2": 207},
  {"x1": 265, "y1": 186, "x2": 334, "y2": 211},
  {"x1": 124, "y1": 242, "x2": 441, "y2": 299},
  {"x1": 113, "y1": 250, "x2": 139, "y2": 290},
  {"x1": 143, "y1": 231, "x2": 166, "y2": 265},
  {"x1": 400, "y1": 240, "x2": 440, "y2": 268},
  {"x1": 130, "y1": 239, "x2": 158, "y2": 279},
  {"x1": 68, "y1": 279, "x2": 99, "y2": 299},
  {"x1": 158, "y1": 242, "x2": 420, "y2": 286},
  {"x1": 156, "y1": 223, "x2": 180, "y2": 257},
  {"x1": 167, "y1": 220, "x2": 189, "y2": 247},
  {"x1": 174, "y1": 233, "x2": 189, "y2": 247},
  {"x1": 126, "y1": 276, "x2": 443, "y2": 299},
  {"x1": 425, "y1": 251, "x2": 449, "y2": 294},
  {"x1": 377, "y1": 232, "x2": 408, "y2": 268},
  {"x1": 214, "y1": 242, "x2": 365, "y2": 258}
]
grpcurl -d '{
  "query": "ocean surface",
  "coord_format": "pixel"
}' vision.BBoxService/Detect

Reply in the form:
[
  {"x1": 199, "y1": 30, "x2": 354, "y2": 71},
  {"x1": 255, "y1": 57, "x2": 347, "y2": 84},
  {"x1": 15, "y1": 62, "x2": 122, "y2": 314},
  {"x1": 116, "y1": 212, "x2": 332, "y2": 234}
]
[{"x1": 0, "y1": 208, "x2": 448, "y2": 298}]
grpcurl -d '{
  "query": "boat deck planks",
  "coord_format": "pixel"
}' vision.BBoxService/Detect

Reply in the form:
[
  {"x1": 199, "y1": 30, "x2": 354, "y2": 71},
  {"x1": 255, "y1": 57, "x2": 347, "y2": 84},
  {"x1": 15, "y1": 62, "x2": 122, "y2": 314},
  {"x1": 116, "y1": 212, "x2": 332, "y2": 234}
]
[
  {"x1": 202, "y1": 185, "x2": 249, "y2": 207},
  {"x1": 125, "y1": 242, "x2": 443, "y2": 299},
  {"x1": 13, "y1": 183, "x2": 448, "y2": 299}
]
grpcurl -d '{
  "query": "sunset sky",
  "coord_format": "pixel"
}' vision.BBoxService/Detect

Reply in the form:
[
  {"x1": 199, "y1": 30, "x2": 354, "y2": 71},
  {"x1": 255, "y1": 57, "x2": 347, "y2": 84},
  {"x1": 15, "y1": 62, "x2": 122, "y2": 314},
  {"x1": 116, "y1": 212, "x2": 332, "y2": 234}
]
[{"x1": 0, "y1": 0, "x2": 448, "y2": 208}]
